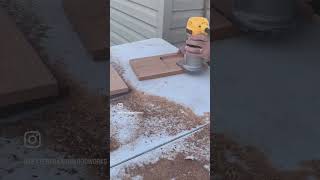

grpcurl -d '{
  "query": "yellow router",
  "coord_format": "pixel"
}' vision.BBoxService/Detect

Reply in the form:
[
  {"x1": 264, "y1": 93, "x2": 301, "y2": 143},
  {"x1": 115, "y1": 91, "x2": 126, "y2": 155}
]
[{"x1": 186, "y1": 17, "x2": 210, "y2": 36}]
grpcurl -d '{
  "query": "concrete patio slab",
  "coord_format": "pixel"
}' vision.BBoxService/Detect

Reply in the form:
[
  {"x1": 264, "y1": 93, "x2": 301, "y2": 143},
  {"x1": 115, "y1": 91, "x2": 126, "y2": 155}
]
[{"x1": 110, "y1": 38, "x2": 210, "y2": 171}]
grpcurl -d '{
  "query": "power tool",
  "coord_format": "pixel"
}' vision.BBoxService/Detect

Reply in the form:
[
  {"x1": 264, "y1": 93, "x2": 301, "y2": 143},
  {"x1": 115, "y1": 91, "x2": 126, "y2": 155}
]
[{"x1": 177, "y1": 17, "x2": 210, "y2": 72}]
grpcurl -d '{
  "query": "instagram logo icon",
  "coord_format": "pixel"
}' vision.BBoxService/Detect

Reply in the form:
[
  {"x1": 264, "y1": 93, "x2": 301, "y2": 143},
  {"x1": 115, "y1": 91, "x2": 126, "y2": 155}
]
[{"x1": 24, "y1": 131, "x2": 41, "y2": 148}]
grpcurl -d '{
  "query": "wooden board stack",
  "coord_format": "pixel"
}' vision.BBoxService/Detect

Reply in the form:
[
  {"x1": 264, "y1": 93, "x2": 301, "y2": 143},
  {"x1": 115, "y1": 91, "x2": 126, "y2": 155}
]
[
  {"x1": 212, "y1": 0, "x2": 233, "y2": 18},
  {"x1": 110, "y1": 66, "x2": 129, "y2": 96},
  {"x1": 298, "y1": 0, "x2": 316, "y2": 22},
  {"x1": 211, "y1": 0, "x2": 239, "y2": 41},
  {"x1": 212, "y1": 9, "x2": 239, "y2": 41},
  {"x1": 63, "y1": 0, "x2": 108, "y2": 60},
  {"x1": 0, "y1": 9, "x2": 58, "y2": 108}
]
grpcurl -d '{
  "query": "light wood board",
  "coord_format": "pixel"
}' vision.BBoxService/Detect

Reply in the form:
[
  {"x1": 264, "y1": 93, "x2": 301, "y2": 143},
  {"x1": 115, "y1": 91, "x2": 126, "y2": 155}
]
[
  {"x1": 129, "y1": 53, "x2": 184, "y2": 81},
  {"x1": 110, "y1": 66, "x2": 129, "y2": 96},
  {"x1": 63, "y1": 0, "x2": 108, "y2": 60},
  {"x1": 0, "y1": 9, "x2": 58, "y2": 108}
]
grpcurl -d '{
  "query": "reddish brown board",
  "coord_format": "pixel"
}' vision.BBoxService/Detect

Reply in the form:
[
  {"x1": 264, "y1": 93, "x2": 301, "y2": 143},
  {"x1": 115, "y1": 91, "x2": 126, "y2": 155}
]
[
  {"x1": 212, "y1": 10, "x2": 239, "y2": 41},
  {"x1": 0, "y1": 9, "x2": 58, "y2": 108},
  {"x1": 314, "y1": 14, "x2": 320, "y2": 23},
  {"x1": 110, "y1": 66, "x2": 129, "y2": 96},
  {"x1": 63, "y1": 0, "x2": 107, "y2": 60},
  {"x1": 213, "y1": 0, "x2": 233, "y2": 18},
  {"x1": 130, "y1": 53, "x2": 184, "y2": 81},
  {"x1": 298, "y1": 0, "x2": 315, "y2": 22}
]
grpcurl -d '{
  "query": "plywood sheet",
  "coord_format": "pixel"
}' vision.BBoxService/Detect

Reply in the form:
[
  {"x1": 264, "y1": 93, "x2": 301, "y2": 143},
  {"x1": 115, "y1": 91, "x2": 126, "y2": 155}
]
[
  {"x1": 63, "y1": 0, "x2": 108, "y2": 60},
  {"x1": 110, "y1": 66, "x2": 129, "y2": 96},
  {"x1": 212, "y1": 10, "x2": 239, "y2": 41},
  {"x1": 129, "y1": 53, "x2": 184, "y2": 81},
  {"x1": 0, "y1": 9, "x2": 58, "y2": 108}
]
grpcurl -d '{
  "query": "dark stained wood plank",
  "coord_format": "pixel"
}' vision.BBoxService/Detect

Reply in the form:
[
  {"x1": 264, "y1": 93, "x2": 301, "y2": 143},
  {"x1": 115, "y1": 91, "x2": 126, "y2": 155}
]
[
  {"x1": 63, "y1": 0, "x2": 108, "y2": 60},
  {"x1": 212, "y1": 10, "x2": 239, "y2": 41},
  {"x1": 0, "y1": 9, "x2": 58, "y2": 108}
]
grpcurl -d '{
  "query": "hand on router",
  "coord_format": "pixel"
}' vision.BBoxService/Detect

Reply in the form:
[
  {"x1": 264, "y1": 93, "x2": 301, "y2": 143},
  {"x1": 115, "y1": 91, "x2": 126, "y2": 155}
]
[{"x1": 179, "y1": 34, "x2": 210, "y2": 62}]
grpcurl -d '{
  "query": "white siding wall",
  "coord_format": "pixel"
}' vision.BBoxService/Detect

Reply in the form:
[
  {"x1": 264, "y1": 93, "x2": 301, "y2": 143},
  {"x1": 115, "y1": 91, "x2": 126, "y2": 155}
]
[
  {"x1": 110, "y1": 0, "x2": 210, "y2": 46},
  {"x1": 110, "y1": 0, "x2": 161, "y2": 45}
]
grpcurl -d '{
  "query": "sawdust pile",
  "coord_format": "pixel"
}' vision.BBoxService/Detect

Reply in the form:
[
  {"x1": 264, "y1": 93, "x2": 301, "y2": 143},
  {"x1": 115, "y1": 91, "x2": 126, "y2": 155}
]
[
  {"x1": 44, "y1": 63, "x2": 109, "y2": 178},
  {"x1": 118, "y1": 125, "x2": 210, "y2": 179},
  {"x1": 183, "y1": 125, "x2": 210, "y2": 163},
  {"x1": 43, "y1": 72, "x2": 108, "y2": 158},
  {"x1": 110, "y1": 136, "x2": 120, "y2": 152},
  {"x1": 125, "y1": 153, "x2": 209, "y2": 180},
  {"x1": 110, "y1": 104, "x2": 142, "y2": 149},
  {"x1": 110, "y1": 88, "x2": 209, "y2": 152},
  {"x1": 213, "y1": 133, "x2": 320, "y2": 180},
  {"x1": 111, "y1": 90, "x2": 206, "y2": 136}
]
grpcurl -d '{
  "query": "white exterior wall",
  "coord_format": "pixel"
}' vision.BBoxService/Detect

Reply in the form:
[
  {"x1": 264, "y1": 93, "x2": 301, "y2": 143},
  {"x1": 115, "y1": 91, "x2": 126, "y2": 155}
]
[
  {"x1": 110, "y1": 0, "x2": 162, "y2": 46},
  {"x1": 110, "y1": 0, "x2": 210, "y2": 46}
]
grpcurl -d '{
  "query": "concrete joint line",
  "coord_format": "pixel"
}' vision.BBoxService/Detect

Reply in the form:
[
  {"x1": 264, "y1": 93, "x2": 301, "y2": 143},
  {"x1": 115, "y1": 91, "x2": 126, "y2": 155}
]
[{"x1": 110, "y1": 123, "x2": 210, "y2": 168}]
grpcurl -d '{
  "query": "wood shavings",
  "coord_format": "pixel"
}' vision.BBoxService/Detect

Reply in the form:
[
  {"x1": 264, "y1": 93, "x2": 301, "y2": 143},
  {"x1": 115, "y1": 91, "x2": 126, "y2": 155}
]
[
  {"x1": 125, "y1": 153, "x2": 209, "y2": 180},
  {"x1": 111, "y1": 89, "x2": 206, "y2": 138},
  {"x1": 112, "y1": 123, "x2": 210, "y2": 179},
  {"x1": 110, "y1": 137, "x2": 120, "y2": 152}
]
